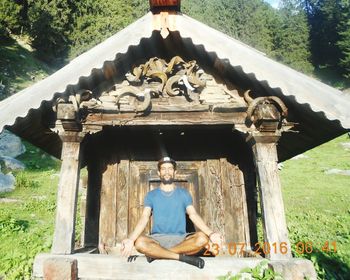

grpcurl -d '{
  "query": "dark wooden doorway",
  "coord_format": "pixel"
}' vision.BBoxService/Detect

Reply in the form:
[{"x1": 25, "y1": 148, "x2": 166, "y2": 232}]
[{"x1": 130, "y1": 161, "x2": 201, "y2": 235}]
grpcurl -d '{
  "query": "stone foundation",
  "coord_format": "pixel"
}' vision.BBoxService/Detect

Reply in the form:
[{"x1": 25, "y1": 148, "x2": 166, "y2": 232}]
[{"x1": 33, "y1": 253, "x2": 317, "y2": 280}]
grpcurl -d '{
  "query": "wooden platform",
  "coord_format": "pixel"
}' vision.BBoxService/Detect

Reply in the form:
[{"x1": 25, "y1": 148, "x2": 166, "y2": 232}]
[{"x1": 33, "y1": 253, "x2": 317, "y2": 280}]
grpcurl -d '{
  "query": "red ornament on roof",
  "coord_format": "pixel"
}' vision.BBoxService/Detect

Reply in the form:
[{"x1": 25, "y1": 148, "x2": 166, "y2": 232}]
[{"x1": 149, "y1": 0, "x2": 181, "y2": 11}]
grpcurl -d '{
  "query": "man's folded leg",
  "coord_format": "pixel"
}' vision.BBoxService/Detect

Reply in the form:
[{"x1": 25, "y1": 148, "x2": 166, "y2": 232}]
[{"x1": 135, "y1": 235, "x2": 205, "y2": 268}]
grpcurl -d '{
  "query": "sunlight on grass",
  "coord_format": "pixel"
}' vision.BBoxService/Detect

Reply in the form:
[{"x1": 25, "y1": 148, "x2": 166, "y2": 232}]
[{"x1": 280, "y1": 134, "x2": 350, "y2": 279}]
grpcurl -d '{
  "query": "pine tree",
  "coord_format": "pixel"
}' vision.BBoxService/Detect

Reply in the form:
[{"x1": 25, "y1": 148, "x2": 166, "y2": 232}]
[
  {"x1": 307, "y1": 0, "x2": 343, "y2": 68},
  {"x1": 68, "y1": 0, "x2": 148, "y2": 59},
  {"x1": 272, "y1": 0, "x2": 314, "y2": 73},
  {"x1": 0, "y1": 0, "x2": 23, "y2": 37},
  {"x1": 27, "y1": 0, "x2": 78, "y2": 65},
  {"x1": 183, "y1": 0, "x2": 278, "y2": 54},
  {"x1": 337, "y1": 0, "x2": 350, "y2": 79}
]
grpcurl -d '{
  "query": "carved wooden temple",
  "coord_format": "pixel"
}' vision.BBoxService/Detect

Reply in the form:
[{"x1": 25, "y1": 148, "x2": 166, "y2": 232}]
[{"x1": 1, "y1": 1, "x2": 350, "y2": 279}]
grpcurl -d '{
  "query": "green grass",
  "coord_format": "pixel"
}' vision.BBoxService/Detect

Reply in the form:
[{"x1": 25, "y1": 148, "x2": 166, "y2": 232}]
[
  {"x1": 280, "y1": 134, "x2": 350, "y2": 279},
  {"x1": 0, "y1": 141, "x2": 60, "y2": 279},
  {"x1": 0, "y1": 36, "x2": 52, "y2": 100}
]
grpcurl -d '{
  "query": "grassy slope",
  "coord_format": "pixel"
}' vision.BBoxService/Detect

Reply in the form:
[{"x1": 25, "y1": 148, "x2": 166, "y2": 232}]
[
  {"x1": 0, "y1": 142, "x2": 60, "y2": 279},
  {"x1": 280, "y1": 134, "x2": 350, "y2": 279},
  {"x1": 0, "y1": 37, "x2": 349, "y2": 280},
  {"x1": 0, "y1": 36, "x2": 52, "y2": 100}
]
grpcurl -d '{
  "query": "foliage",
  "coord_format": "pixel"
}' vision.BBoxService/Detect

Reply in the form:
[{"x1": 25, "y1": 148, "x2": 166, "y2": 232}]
[
  {"x1": 182, "y1": 0, "x2": 278, "y2": 54},
  {"x1": 0, "y1": 0, "x2": 148, "y2": 66},
  {"x1": 0, "y1": 217, "x2": 29, "y2": 234},
  {"x1": 0, "y1": 0, "x2": 23, "y2": 35},
  {"x1": 68, "y1": 0, "x2": 148, "y2": 59},
  {"x1": 273, "y1": 0, "x2": 314, "y2": 73},
  {"x1": 14, "y1": 172, "x2": 39, "y2": 189},
  {"x1": 1, "y1": 0, "x2": 348, "y2": 86},
  {"x1": 217, "y1": 260, "x2": 283, "y2": 280},
  {"x1": 336, "y1": 0, "x2": 350, "y2": 79},
  {"x1": 182, "y1": 0, "x2": 315, "y2": 75},
  {"x1": 26, "y1": 0, "x2": 78, "y2": 65},
  {"x1": 301, "y1": 0, "x2": 350, "y2": 86}
]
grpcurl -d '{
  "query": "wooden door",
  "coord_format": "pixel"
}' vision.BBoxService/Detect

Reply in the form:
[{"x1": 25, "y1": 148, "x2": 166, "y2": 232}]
[
  {"x1": 128, "y1": 161, "x2": 202, "y2": 235},
  {"x1": 97, "y1": 159, "x2": 252, "y2": 249}
]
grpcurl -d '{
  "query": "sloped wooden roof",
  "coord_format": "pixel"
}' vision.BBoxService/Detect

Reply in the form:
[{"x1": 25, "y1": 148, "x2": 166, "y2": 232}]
[{"x1": 0, "y1": 12, "x2": 349, "y2": 160}]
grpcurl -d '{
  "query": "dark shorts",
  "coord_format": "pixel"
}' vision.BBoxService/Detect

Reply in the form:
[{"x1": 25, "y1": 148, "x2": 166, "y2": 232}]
[{"x1": 148, "y1": 232, "x2": 195, "y2": 249}]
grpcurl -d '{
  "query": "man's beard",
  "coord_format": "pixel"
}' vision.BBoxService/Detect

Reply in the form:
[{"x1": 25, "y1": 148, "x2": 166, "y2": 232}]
[{"x1": 161, "y1": 177, "x2": 174, "y2": 184}]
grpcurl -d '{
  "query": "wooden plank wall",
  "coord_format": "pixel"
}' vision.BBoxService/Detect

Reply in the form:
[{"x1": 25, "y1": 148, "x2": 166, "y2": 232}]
[
  {"x1": 205, "y1": 160, "x2": 225, "y2": 237},
  {"x1": 116, "y1": 160, "x2": 129, "y2": 242},
  {"x1": 97, "y1": 159, "x2": 253, "y2": 248},
  {"x1": 221, "y1": 159, "x2": 250, "y2": 244},
  {"x1": 99, "y1": 160, "x2": 117, "y2": 248}
]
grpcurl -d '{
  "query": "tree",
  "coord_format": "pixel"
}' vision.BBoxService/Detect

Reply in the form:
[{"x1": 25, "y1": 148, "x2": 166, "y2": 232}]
[
  {"x1": 68, "y1": 0, "x2": 148, "y2": 59},
  {"x1": 309, "y1": 0, "x2": 343, "y2": 68},
  {"x1": 271, "y1": 0, "x2": 314, "y2": 73},
  {"x1": 182, "y1": 0, "x2": 279, "y2": 54},
  {"x1": 27, "y1": 0, "x2": 78, "y2": 65},
  {"x1": 0, "y1": 0, "x2": 23, "y2": 37},
  {"x1": 337, "y1": 0, "x2": 350, "y2": 79}
]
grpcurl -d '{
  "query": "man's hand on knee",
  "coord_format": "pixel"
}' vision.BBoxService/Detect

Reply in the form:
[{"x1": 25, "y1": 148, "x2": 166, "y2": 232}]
[
  {"x1": 120, "y1": 238, "x2": 134, "y2": 257},
  {"x1": 209, "y1": 232, "x2": 223, "y2": 248}
]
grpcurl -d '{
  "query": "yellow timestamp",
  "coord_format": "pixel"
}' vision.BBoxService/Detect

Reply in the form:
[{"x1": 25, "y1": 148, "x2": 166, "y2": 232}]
[
  {"x1": 294, "y1": 241, "x2": 337, "y2": 254},
  {"x1": 203, "y1": 240, "x2": 337, "y2": 256},
  {"x1": 204, "y1": 242, "x2": 290, "y2": 256}
]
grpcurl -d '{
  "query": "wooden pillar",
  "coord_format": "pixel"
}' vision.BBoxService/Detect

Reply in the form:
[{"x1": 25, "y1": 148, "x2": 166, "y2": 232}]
[
  {"x1": 52, "y1": 131, "x2": 84, "y2": 254},
  {"x1": 248, "y1": 132, "x2": 291, "y2": 260}
]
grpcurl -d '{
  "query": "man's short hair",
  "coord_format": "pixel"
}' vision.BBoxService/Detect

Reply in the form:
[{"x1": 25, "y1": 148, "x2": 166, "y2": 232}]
[{"x1": 158, "y1": 157, "x2": 177, "y2": 170}]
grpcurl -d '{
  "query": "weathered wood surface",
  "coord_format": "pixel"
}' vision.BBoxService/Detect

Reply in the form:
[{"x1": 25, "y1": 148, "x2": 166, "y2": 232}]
[
  {"x1": 33, "y1": 253, "x2": 317, "y2": 280},
  {"x1": 84, "y1": 112, "x2": 246, "y2": 126},
  {"x1": 52, "y1": 139, "x2": 81, "y2": 254},
  {"x1": 251, "y1": 137, "x2": 292, "y2": 260},
  {"x1": 99, "y1": 161, "x2": 118, "y2": 248},
  {"x1": 205, "y1": 160, "x2": 225, "y2": 238},
  {"x1": 220, "y1": 159, "x2": 249, "y2": 247},
  {"x1": 128, "y1": 163, "x2": 142, "y2": 235},
  {"x1": 96, "y1": 158, "x2": 254, "y2": 246},
  {"x1": 90, "y1": 103, "x2": 211, "y2": 112},
  {"x1": 116, "y1": 160, "x2": 129, "y2": 242},
  {"x1": 89, "y1": 103, "x2": 246, "y2": 112}
]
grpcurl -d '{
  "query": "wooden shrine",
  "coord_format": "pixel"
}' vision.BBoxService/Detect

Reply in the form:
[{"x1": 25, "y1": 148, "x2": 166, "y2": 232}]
[
  {"x1": 3, "y1": 1, "x2": 349, "y2": 279},
  {"x1": 50, "y1": 55, "x2": 292, "y2": 262}
]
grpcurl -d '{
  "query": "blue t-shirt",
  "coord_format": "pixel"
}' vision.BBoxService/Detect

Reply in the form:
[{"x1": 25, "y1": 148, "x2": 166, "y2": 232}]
[{"x1": 144, "y1": 186, "x2": 193, "y2": 235}]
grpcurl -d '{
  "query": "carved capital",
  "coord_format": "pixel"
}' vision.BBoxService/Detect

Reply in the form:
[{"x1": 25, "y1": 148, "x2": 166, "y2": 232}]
[
  {"x1": 246, "y1": 131, "x2": 281, "y2": 145},
  {"x1": 244, "y1": 91, "x2": 288, "y2": 132},
  {"x1": 59, "y1": 131, "x2": 85, "y2": 143}
]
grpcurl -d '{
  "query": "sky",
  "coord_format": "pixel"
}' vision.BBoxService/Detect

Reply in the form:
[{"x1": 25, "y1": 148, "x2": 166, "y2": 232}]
[{"x1": 264, "y1": 0, "x2": 280, "y2": 9}]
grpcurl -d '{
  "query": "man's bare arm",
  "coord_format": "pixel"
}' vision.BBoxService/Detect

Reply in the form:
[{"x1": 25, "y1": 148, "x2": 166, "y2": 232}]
[
  {"x1": 120, "y1": 207, "x2": 151, "y2": 257},
  {"x1": 186, "y1": 205, "x2": 222, "y2": 245},
  {"x1": 186, "y1": 205, "x2": 212, "y2": 235},
  {"x1": 128, "y1": 207, "x2": 152, "y2": 241}
]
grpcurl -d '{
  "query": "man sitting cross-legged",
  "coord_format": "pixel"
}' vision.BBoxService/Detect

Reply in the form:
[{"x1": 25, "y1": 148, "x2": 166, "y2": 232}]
[{"x1": 120, "y1": 157, "x2": 222, "y2": 269}]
